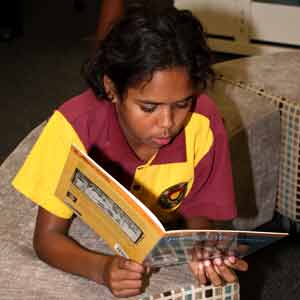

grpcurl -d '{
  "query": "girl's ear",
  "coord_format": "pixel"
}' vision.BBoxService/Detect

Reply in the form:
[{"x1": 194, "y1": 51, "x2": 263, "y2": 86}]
[{"x1": 103, "y1": 75, "x2": 118, "y2": 102}]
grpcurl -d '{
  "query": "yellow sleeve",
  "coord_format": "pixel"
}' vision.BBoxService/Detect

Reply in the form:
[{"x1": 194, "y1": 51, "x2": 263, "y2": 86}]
[{"x1": 12, "y1": 111, "x2": 86, "y2": 219}]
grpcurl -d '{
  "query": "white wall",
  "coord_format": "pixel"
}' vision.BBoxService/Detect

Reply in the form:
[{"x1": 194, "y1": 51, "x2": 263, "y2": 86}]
[{"x1": 175, "y1": 0, "x2": 300, "y2": 55}]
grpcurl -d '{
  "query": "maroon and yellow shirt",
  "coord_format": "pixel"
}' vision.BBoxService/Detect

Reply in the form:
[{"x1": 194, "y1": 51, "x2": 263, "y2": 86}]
[{"x1": 12, "y1": 89, "x2": 236, "y2": 223}]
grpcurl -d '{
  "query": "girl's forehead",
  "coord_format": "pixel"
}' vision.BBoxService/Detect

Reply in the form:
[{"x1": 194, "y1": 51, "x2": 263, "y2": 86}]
[
  {"x1": 124, "y1": 71, "x2": 196, "y2": 104},
  {"x1": 129, "y1": 67, "x2": 194, "y2": 96}
]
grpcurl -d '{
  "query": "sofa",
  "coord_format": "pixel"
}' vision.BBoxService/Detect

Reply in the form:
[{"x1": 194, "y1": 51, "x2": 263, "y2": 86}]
[{"x1": 4, "y1": 51, "x2": 299, "y2": 299}]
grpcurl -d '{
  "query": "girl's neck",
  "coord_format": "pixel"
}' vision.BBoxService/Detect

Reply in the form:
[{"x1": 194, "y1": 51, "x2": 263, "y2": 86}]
[{"x1": 132, "y1": 145, "x2": 158, "y2": 163}]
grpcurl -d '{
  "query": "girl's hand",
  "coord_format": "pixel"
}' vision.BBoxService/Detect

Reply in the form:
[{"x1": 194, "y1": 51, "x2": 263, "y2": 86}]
[
  {"x1": 188, "y1": 248, "x2": 248, "y2": 286},
  {"x1": 186, "y1": 228, "x2": 248, "y2": 286},
  {"x1": 102, "y1": 256, "x2": 148, "y2": 297}
]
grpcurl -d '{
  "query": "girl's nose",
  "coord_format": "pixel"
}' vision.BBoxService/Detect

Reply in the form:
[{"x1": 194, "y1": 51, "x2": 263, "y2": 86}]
[{"x1": 158, "y1": 106, "x2": 174, "y2": 130}]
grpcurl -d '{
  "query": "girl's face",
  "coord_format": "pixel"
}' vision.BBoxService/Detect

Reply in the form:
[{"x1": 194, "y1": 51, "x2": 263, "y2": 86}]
[{"x1": 106, "y1": 67, "x2": 196, "y2": 161}]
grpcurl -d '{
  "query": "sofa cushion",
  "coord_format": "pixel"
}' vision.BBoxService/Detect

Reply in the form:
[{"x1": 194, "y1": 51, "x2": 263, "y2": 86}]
[{"x1": 209, "y1": 66, "x2": 280, "y2": 229}]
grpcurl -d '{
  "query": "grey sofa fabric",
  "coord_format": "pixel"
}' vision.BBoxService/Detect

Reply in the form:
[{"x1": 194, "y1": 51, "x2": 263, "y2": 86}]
[{"x1": 210, "y1": 64, "x2": 281, "y2": 230}]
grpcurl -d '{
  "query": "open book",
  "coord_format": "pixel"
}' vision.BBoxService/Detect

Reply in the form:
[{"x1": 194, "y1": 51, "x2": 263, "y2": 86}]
[{"x1": 55, "y1": 145, "x2": 288, "y2": 267}]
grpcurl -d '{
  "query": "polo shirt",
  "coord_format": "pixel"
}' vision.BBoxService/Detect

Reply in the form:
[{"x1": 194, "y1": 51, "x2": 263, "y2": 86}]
[{"x1": 12, "y1": 89, "x2": 236, "y2": 224}]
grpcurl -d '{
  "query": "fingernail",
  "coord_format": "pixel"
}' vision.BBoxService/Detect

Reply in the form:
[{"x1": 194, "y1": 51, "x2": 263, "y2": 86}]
[
  {"x1": 229, "y1": 256, "x2": 236, "y2": 264},
  {"x1": 204, "y1": 260, "x2": 211, "y2": 267},
  {"x1": 214, "y1": 258, "x2": 222, "y2": 266}
]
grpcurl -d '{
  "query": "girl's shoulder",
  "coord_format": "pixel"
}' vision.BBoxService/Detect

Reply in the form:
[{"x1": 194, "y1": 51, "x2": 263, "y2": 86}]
[
  {"x1": 58, "y1": 89, "x2": 112, "y2": 124},
  {"x1": 57, "y1": 89, "x2": 114, "y2": 149},
  {"x1": 194, "y1": 94, "x2": 221, "y2": 119}
]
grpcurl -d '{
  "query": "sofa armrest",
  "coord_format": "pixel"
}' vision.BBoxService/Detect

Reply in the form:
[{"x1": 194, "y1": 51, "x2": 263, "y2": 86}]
[{"x1": 209, "y1": 61, "x2": 281, "y2": 229}]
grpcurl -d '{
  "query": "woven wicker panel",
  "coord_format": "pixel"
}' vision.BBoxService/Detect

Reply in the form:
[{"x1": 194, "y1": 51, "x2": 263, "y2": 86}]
[
  {"x1": 276, "y1": 99, "x2": 300, "y2": 221},
  {"x1": 138, "y1": 283, "x2": 239, "y2": 300},
  {"x1": 218, "y1": 75, "x2": 300, "y2": 222}
]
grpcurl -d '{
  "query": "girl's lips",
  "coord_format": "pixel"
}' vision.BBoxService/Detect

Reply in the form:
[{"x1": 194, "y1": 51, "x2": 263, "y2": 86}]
[{"x1": 152, "y1": 137, "x2": 171, "y2": 146}]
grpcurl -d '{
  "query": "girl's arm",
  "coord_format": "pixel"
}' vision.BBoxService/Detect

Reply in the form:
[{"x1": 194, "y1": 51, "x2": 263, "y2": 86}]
[
  {"x1": 185, "y1": 216, "x2": 213, "y2": 229},
  {"x1": 33, "y1": 207, "x2": 147, "y2": 297}
]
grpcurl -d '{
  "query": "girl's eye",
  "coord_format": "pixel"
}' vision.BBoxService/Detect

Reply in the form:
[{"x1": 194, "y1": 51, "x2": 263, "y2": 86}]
[
  {"x1": 174, "y1": 98, "x2": 194, "y2": 109},
  {"x1": 140, "y1": 104, "x2": 157, "y2": 113},
  {"x1": 175, "y1": 101, "x2": 189, "y2": 108}
]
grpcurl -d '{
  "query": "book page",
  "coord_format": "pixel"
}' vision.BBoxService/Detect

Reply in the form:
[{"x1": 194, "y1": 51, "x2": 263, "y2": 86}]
[{"x1": 145, "y1": 229, "x2": 288, "y2": 267}]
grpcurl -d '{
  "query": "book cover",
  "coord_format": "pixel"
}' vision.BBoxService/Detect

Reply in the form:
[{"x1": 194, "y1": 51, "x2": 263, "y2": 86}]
[{"x1": 55, "y1": 145, "x2": 288, "y2": 267}]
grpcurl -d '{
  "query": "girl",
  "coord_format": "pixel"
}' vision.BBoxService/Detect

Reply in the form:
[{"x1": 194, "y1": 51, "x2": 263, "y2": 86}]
[{"x1": 13, "y1": 6, "x2": 247, "y2": 298}]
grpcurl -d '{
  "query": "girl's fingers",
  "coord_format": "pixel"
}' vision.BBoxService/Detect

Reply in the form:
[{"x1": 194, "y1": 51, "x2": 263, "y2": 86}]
[
  {"x1": 111, "y1": 288, "x2": 143, "y2": 298},
  {"x1": 197, "y1": 261, "x2": 207, "y2": 285},
  {"x1": 116, "y1": 269, "x2": 144, "y2": 280},
  {"x1": 203, "y1": 260, "x2": 223, "y2": 286},
  {"x1": 224, "y1": 257, "x2": 248, "y2": 271},
  {"x1": 111, "y1": 278, "x2": 144, "y2": 290},
  {"x1": 213, "y1": 262, "x2": 237, "y2": 283},
  {"x1": 118, "y1": 257, "x2": 145, "y2": 273},
  {"x1": 189, "y1": 261, "x2": 206, "y2": 285},
  {"x1": 190, "y1": 256, "x2": 247, "y2": 286}
]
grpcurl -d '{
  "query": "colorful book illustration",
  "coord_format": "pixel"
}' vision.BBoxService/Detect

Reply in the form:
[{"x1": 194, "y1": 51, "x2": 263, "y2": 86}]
[{"x1": 55, "y1": 145, "x2": 288, "y2": 267}]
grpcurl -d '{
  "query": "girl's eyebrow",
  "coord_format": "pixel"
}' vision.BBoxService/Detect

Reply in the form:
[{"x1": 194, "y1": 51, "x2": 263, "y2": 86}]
[{"x1": 136, "y1": 94, "x2": 195, "y2": 105}]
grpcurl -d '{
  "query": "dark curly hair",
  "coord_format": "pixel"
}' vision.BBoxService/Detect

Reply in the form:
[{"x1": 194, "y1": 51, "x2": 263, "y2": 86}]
[{"x1": 82, "y1": 6, "x2": 215, "y2": 100}]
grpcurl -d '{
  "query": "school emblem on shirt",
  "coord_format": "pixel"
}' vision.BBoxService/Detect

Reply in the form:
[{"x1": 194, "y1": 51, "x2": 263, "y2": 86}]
[{"x1": 158, "y1": 182, "x2": 188, "y2": 211}]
